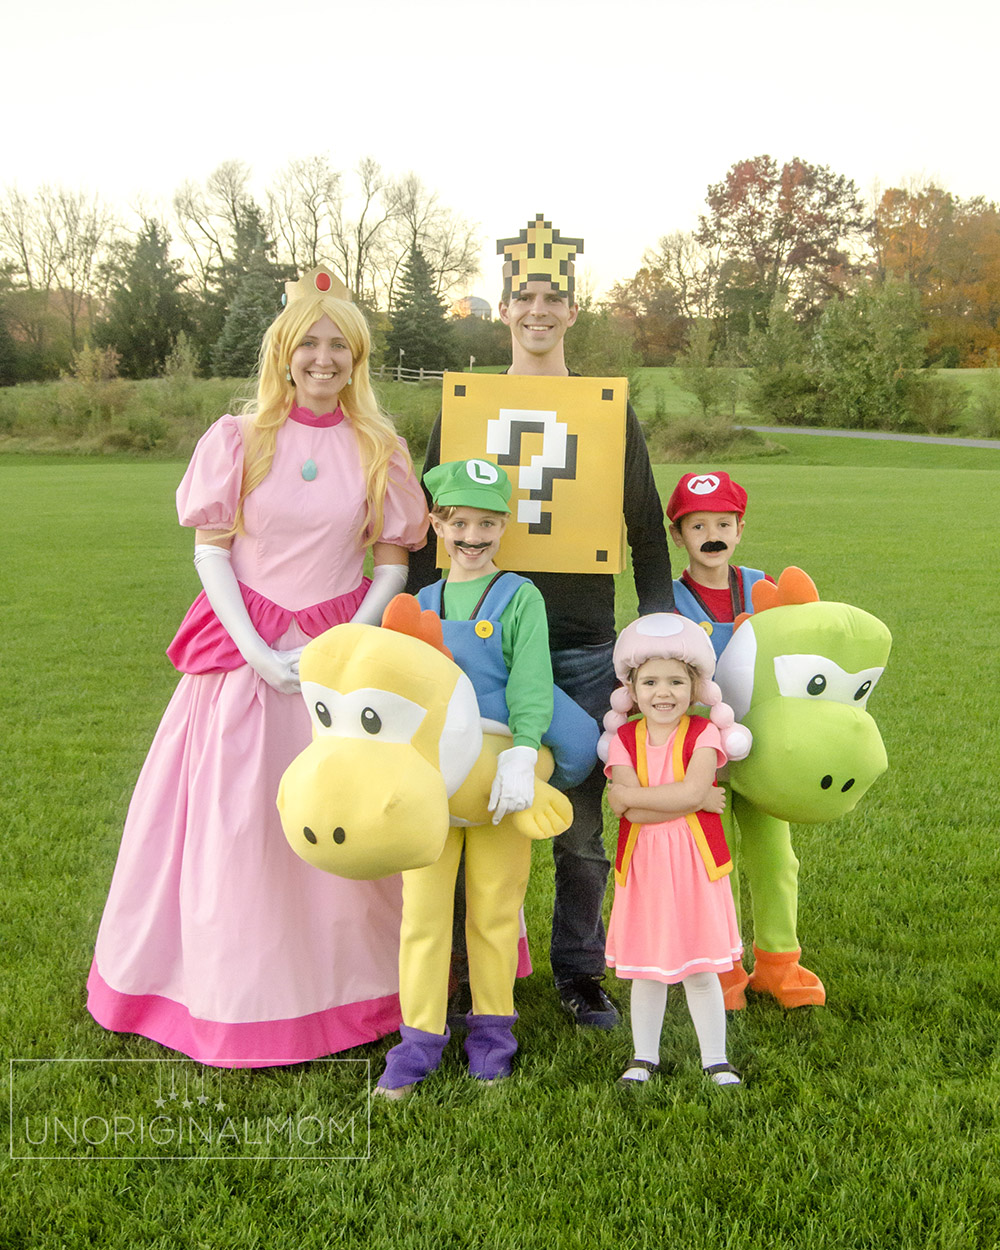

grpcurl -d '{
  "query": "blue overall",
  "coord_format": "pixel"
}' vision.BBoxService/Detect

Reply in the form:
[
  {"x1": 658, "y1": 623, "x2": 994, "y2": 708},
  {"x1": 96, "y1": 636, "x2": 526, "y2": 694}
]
[
  {"x1": 417, "y1": 573, "x2": 598, "y2": 790},
  {"x1": 672, "y1": 566, "x2": 768, "y2": 660}
]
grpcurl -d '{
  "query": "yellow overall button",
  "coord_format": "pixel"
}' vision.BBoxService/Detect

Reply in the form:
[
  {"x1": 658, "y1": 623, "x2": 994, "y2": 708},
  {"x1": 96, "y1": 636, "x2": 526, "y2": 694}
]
[{"x1": 475, "y1": 620, "x2": 494, "y2": 638}]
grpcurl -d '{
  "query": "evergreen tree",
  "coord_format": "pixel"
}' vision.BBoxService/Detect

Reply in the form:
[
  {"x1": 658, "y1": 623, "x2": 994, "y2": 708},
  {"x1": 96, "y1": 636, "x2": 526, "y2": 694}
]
[
  {"x1": 385, "y1": 247, "x2": 456, "y2": 372},
  {"x1": 95, "y1": 220, "x2": 190, "y2": 378},
  {"x1": 0, "y1": 299, "x2": 20, "y2": 385},
  {"x1": 212, "y1": 270, "x2": 282, "y2": 377}
]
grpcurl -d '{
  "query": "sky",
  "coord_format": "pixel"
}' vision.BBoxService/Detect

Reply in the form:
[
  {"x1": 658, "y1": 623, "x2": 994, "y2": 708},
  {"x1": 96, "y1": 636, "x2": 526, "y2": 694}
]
[{"x1": 4, "y1": 0, "x2": 999, "y2": 305}]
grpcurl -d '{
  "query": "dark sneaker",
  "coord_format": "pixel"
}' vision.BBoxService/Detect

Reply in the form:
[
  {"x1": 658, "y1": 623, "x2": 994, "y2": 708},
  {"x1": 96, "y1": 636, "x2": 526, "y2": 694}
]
[{"x1": 558, "y1": 976, "x2": 620, "y2": 1029}]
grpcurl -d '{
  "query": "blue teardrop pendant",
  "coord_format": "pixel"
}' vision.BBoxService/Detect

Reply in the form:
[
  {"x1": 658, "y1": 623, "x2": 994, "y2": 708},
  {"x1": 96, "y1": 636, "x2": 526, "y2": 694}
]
[{"x1": 301, "y1": 458, "x2": 318, "y2": 481}]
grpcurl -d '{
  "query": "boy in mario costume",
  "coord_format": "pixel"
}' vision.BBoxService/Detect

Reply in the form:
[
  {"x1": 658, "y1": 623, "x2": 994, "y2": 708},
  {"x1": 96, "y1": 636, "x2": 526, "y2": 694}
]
[{"x1": 667, "y1": 471, "x2": 772, "y2": 661}]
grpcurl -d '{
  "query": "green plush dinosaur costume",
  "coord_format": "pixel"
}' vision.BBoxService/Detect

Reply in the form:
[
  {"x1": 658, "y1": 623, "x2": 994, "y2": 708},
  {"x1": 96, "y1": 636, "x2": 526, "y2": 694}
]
[{"x1": 715, "y1": 568, "x2": 891, "y2": 1008}]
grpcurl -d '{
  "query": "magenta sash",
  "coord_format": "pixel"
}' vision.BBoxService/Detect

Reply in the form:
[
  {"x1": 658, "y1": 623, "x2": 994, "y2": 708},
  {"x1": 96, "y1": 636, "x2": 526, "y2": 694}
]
[{"x1": 166, "y1": 579, "x2": 370, "y2": 674}]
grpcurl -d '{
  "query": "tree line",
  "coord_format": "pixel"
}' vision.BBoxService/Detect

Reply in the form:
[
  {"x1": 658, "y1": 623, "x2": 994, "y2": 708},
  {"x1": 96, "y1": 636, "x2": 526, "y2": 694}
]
[
  {"x1": 3, "y1": 153, "x2": 1000, "y2": 427},
  {"x1": 0, "y1": 156, "x2": 479, "y2": 383}
]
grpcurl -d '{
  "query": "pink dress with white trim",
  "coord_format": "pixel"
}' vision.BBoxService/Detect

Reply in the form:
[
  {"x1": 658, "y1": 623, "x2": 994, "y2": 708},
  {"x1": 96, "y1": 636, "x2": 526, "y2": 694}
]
[
  {"x1": 604, "y1": 722, "x2": 742, "y2": 984},
  {"x1": 88, "y1": 408, "x2": 429, "y2": 1067}
]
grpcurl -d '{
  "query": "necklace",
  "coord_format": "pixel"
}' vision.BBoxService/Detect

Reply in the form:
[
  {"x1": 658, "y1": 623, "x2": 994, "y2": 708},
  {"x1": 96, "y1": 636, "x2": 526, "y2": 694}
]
[{"x1": 288, "y1": 404, "x2": 345, "y2": 481}]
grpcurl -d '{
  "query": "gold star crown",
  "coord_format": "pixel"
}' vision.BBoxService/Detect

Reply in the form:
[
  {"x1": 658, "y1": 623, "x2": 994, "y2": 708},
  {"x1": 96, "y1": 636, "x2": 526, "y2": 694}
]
[
  {"x1": 497, "y1": 215, "x2": 584, "y2": 302},
  {"x1": 282, "y1": 264, "x2": 352, "y2": 306}
]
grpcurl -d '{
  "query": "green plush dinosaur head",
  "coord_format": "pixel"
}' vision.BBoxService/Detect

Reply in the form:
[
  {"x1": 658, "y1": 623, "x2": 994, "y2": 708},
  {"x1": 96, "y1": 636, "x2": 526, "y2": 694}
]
[{"x1": 716, "y1": 570, "x2": 892, "y2": 825}]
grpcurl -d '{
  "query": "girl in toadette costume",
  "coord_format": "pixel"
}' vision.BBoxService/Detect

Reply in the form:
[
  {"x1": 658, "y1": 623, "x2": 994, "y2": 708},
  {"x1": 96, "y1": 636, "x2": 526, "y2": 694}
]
[{"x1": 600, "y1": 613, "x2": 751, "y2": 1086}]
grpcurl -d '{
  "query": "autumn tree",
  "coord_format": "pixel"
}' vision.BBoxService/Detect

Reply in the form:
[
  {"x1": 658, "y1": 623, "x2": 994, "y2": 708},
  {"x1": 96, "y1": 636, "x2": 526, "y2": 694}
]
[
  {"x1": 698, "y1": 155, "x2": 867, "y2": 317},
  {"x1": 873, "y1": 182, "x2": 1000, "y2": 364},
  {"x1": 605, "y1": 265, "x2": 687, "y2": 364},
  {"x1": 0, "y1": 184, "x2": 117, "y2": 373}
]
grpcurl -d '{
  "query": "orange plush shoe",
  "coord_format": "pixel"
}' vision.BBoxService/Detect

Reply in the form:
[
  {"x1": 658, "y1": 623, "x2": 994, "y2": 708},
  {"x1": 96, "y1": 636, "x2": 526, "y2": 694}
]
[
  {"x1": 719, "y1": 960, "x2": 750, "y2": 1010},
  {"x1": 747, "y1": 945, "x2": 826, "y2": 1008}
]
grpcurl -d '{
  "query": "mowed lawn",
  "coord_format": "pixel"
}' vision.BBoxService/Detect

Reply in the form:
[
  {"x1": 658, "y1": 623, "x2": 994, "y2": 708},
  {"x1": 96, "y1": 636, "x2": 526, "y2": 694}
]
[{"x1": 2, "y1": 440, "x2": 999, "y2": 1249}]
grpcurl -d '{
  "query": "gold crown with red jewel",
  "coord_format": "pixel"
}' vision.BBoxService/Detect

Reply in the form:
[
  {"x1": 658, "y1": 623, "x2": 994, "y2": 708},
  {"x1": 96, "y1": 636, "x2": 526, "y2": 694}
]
[
  {"x1": 497, "y1": 215, "x2": 584, "y2": 302},
  {"x1": 282, "y1": 265, "x2": 352, "y2": 306}
]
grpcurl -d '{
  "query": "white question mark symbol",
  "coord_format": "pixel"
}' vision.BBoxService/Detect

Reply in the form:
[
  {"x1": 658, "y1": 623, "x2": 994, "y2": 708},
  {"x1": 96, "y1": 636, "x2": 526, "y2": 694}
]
[{"x1": 486, "y1": 408, "x2": 572, "y2": 529}]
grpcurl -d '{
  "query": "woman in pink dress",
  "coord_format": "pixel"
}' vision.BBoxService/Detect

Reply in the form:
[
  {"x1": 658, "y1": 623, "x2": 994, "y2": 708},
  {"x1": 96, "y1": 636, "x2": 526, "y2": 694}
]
[
  {"x1": 599, "y1": 614, "x2": 752, "y2": 1088},
  {"x1": 87, "y1": 268, "x2": 428, "y2": 1067}
]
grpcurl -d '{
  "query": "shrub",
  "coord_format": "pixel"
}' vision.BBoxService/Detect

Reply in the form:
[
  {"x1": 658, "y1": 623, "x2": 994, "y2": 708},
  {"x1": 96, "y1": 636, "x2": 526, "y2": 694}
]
[
  {"x1": 648, "y1": 414, "x2": 783, "y2": 461},
  {"x1": 905, "y1": 374, "x2": 968, "y2": 435},
  {"x1": 972, "y1": 350, "x2": 1000, "y2": 438}
]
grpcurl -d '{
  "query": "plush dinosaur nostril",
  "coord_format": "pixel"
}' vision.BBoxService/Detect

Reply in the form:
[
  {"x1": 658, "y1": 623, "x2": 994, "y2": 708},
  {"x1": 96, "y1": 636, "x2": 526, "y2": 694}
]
[
  {"x1": 333, "y1": 827, "x2": 346, "y2": 844},
  {"x1": 841, "y1": 778, "x2": 855, "y2": 792},
  {"x1": 303, "y1": 827, "x2": 318, "y2": 844},
  {"x1": 820, "y1": 775, "x2": 833, "y2": 789}
]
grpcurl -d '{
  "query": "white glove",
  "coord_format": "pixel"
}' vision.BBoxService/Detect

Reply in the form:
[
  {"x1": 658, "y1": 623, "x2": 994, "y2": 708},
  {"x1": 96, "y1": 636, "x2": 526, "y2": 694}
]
[
  {"x1": 350, "y1": 562, "x2": 409, "y2": 626},
  {"x1": 488, "y1": 746, "x2": 538, "y2": 825},
  {"x1": 194, "y1": 545, "x2": 302, "y2": 694}
]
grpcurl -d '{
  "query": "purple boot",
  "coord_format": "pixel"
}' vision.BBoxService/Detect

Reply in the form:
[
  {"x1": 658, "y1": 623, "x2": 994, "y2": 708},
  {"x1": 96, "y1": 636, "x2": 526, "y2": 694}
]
[
  {"x1": 464, "y1": 1013, "x2": 518, "y2": 1081},
  {"x1": 377, "y1": 1025, "x2": 450, "y2": 1092}
]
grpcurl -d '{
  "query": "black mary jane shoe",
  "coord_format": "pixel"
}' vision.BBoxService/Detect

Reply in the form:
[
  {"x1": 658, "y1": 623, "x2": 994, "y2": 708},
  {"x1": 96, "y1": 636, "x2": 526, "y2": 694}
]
[
  {"x1": 703, "y1": 1062, "x2": 742, "y2": 1086},
  {"x1": 618, "y1": 1059, "x2": 659, "y2": 1086}
]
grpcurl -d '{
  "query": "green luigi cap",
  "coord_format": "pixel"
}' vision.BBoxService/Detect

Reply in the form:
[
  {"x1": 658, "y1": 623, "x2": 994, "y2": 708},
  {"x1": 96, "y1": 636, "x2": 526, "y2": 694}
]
[{"x1": 424, "y1": 459, "x2": 512, "y2": 514}]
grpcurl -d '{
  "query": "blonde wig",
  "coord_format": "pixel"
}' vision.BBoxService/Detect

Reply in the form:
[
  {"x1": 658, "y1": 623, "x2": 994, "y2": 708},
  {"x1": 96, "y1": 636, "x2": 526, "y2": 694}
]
[{"x1": 234, "y1": 292, "x2": 414, "y2": 545}]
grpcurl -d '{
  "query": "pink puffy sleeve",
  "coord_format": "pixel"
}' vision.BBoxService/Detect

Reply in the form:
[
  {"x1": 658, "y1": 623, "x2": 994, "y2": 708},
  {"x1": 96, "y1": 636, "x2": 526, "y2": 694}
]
[
  {"x1": 604, "y1": 730, "x2": 632, "y2": 778},
  {"x1": 378, "y1": 440, "x2": 429, "y2": 550},
  {"x1": 692, "y1": 721, "x2": 727, "y2": 771},
  {"x1": 175, "y1": 415, "x2": 245, "y2": 530}
]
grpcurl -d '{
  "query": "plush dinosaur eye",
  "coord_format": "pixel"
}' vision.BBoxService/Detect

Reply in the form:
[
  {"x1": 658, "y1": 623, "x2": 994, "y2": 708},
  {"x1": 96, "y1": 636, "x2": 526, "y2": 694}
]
[
  {"x1": 315, "y1": 702, "x2": 332, "y2": 727},
  {"x1": 361, "y1": 707, "x2": 382, "y2": 735},
  {"x1": 806, "y1": 674, "x2": 827, "y2": 696},
  {"x1": 854, "y1": 680, "x2": 872, "y2": 701}
]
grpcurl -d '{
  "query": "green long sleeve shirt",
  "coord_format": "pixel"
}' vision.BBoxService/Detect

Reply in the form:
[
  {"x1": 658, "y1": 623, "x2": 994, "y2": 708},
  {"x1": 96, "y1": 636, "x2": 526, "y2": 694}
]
[{"x1": 438, "y1": 573, "x2": 555, "y2": 750}]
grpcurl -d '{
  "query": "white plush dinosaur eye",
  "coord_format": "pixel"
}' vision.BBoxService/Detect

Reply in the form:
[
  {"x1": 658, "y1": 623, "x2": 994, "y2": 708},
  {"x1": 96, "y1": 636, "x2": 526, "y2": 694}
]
[
  {"x1": 773, "y1": 655, "x2": 884, "y2": 708},
  {"x1": 300, "y1": 682, "x2": 426, "y2": 743}
]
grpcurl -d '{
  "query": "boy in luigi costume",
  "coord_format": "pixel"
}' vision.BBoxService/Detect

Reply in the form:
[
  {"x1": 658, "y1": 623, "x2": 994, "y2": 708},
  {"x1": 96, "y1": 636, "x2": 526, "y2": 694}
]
[{"x1": 377, "y1": 459, "x2": 597, "y2": 1096}]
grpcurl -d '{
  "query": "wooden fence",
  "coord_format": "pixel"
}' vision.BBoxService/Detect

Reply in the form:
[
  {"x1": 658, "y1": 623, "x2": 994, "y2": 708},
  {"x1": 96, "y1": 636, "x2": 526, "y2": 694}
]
[{"x1": 372, "y1": 364, "x2": 445, "y2": 385}]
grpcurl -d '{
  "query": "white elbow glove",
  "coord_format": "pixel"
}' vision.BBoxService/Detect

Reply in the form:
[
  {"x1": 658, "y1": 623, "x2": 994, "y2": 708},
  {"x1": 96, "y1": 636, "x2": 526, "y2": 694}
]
[
  {"x1": 194, "y1": 545, "x2": 302, "y2": 694},
  {"x1": 350, "y1": 562, "x2": 408, "y2": 626},
  {"x1": 488, "y1": 746, "x2": 538, "y2": 825}
]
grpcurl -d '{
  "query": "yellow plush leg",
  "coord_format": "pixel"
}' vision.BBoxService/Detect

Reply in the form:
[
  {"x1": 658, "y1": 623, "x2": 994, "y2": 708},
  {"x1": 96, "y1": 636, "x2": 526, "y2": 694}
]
[
  {"x1": 463, "y1": 821, "x2": 532, "y2": 1019},
  {"x1": 398, "y1": 827, "x2": 465, "y2": 1034}
]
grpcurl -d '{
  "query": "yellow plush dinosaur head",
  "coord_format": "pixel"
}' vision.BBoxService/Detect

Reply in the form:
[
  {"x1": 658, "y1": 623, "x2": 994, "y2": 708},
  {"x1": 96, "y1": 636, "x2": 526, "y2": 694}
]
[{"x1": 276, "y1": 599, "x2": 483, "y2": 879}]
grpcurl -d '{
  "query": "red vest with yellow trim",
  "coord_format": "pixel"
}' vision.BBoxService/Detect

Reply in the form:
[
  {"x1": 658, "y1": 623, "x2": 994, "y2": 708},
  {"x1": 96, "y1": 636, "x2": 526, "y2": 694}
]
[{"x1": 613, "y1": 715, "x2": 733, "y2": 887}]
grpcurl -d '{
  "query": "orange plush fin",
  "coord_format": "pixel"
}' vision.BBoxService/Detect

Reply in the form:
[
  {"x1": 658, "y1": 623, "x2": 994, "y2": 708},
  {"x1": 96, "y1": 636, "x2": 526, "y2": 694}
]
[
  {"x1": 750, "y1": 566, "x2": 819, "y2": 615},
  {"x1": 381, "y1": 594, "x2": 454, "y2": 660}
]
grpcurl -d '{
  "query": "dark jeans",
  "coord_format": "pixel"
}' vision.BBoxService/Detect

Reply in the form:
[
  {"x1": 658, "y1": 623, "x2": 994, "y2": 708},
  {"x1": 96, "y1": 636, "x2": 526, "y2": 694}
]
[{"x1": 549, "y1": 641, "x2": 618, "y2": 985}]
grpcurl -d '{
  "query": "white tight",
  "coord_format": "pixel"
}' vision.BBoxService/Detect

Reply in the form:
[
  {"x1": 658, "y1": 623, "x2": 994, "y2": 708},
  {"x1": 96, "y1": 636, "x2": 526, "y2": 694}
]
[{"x1": 630, "y1": 972, "x2": 728, "y2": 1069}]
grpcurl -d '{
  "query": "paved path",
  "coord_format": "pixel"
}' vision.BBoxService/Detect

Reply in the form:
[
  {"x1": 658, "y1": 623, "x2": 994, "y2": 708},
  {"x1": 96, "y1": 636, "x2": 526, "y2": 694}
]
[{"x1": 740, "y1": 424, "x2": 1000, "y2": 450}]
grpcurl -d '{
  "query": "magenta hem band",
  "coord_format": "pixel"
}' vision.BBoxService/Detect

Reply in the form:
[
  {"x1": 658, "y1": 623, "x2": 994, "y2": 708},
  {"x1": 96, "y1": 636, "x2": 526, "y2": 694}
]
[{"x1": 86, "y1": 962, "x2": 402, "y2": 1069}]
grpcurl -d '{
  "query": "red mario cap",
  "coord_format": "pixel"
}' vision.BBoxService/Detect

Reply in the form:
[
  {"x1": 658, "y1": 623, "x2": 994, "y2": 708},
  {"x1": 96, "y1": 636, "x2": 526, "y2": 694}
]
[{"x1": 666, "y1": 471, "x2": 748, "y2": 522}]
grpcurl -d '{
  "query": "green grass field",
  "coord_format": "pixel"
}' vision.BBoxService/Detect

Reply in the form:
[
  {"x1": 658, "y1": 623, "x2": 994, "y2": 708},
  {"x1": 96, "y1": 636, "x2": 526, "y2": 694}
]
[{"x1": 2, "y1": 440, "x2": 999, "y2": 1248}]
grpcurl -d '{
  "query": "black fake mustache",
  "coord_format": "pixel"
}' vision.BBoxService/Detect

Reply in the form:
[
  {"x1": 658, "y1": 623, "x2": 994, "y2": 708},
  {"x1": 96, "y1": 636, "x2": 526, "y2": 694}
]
[
  {"x1": 700, "y1": 540, "x2": 729, "y2": 553},
  {"x1": 456, "y1": 541, "x2": 492, "y2": 552}
]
